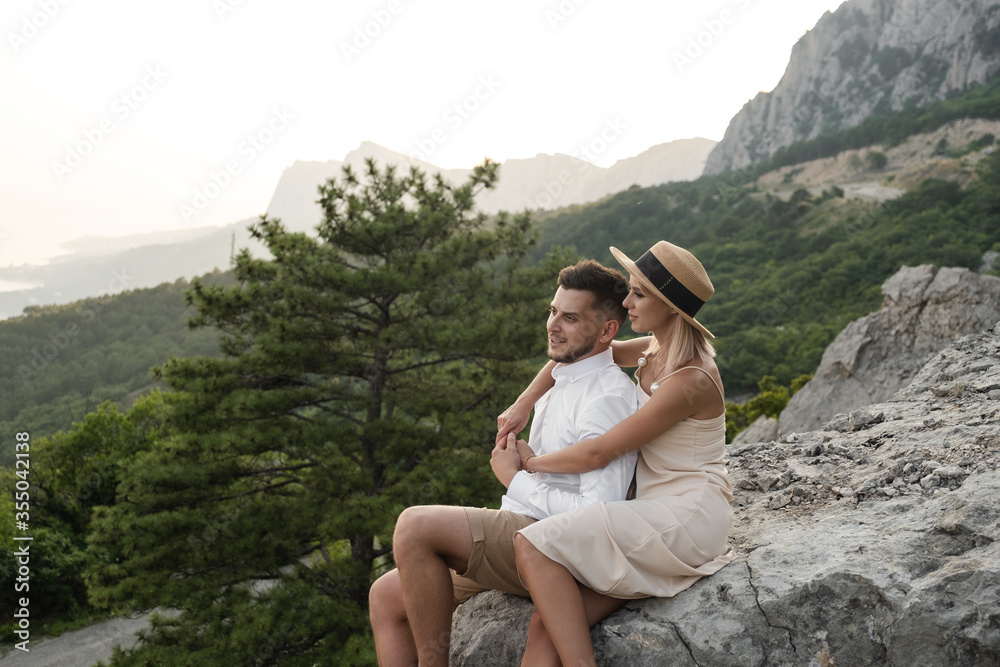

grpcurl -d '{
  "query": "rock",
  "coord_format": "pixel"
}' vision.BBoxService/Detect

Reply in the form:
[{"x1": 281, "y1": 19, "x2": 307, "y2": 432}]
[
  {"x1": 451, "y1": 325, "x2": 1000, "y2": 666},
  {"x1": 704, "y1": 0, "x2": 1000, "y2": 173},
  {"x1": 848, "y1": 408, "x2": 885, "y2": 431},
  {"x1": 732, "y1": 414, "x2": 779, "y2": 445},
  {"x1": 779, "y1": 265, "x2": 1000, "y2": 435},
  {"x1": 934, "y1": 465, "x2": 967, "y2": 479},
  {"x1": 826, "y1": 413, "x2": 852, "y2": 432}
]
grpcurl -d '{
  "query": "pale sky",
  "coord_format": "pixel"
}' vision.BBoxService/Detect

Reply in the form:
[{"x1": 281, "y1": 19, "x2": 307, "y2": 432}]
[{"x1": 0, "y1": 0, "x2": 843, "y2": 272}]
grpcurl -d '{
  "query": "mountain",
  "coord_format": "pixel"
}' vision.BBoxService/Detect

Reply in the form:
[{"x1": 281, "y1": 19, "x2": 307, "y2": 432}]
[
  {"x1": 262, "y1": 142, "x2": 473, "y2": 235},
  {"x1": 0, "y1": 140, "x2": 714, "y2": 319},
  {"x1": 0, "y1": 220, "x2": 262, "y2": 320},
  {"x1": 264, "y1": 139, "x2": 717, "y2": 233},
  {"x1": 705, "y1": 0, "x2": 1000, "y2": 174}
]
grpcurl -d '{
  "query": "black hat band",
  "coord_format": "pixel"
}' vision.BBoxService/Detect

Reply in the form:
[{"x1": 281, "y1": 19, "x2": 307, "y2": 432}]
[{"x1": 635, "y1": 250, "x2": 705, "y2": 318}]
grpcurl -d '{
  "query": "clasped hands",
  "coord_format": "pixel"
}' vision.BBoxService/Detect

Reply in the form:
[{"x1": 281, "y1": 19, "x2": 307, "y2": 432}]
[{"x1": 490, "y1": 432, "x2": 537, "y2": 489}]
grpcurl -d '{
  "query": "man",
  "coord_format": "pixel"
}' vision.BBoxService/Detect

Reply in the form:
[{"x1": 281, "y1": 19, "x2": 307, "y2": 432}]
[{"x1": 368, "y1": 259, "x2": 637, "y2": 667}]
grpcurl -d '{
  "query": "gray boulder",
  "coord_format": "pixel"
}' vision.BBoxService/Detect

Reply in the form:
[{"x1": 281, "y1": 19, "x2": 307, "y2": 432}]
[
  {"x1": 778, "y1": 264, "x2": 1000, "y2": 436},
  {"x1": 731, "y1": 414, "x2": 779, "y2": 445},
  {"x1": 451, "y1": 322, "x2": 1000, "y2": 666}
]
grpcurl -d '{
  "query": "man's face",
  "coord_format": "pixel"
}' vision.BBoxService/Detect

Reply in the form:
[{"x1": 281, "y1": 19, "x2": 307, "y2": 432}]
[{"x1": 546, "y1": 287, "x2": 604, "y2": 364}]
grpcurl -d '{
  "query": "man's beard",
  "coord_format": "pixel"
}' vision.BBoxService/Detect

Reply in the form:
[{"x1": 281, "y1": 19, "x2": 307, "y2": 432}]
[{"x1": 548, "y1": 334, "x2": 598, "y2": 364}]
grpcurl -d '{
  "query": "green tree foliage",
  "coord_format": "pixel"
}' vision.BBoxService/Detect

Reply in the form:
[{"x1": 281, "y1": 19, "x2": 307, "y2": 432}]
[
  {"x1": 866, "y1": 151, "x2": 888, "y2": 169},
  {"x1": 970, "y1": 133, "x2": 995, "y2": 150},
  {"x1": 0, "y1": 394, "x2": 170, "y2": 638},
  {"x1": 0, "y1": 525, "x2": 89, "y2": 642},
  {"x1": 86, "y1": 160, "x2": 565, "y2": 665},
  {"x1": 725, "y1": 375, "x2": 811, "y2": 442},
  {"x1": 874, "y1": 47, "x2": 914, "y2": 80},
  {"x1": 31, "y1": 394, "x2": 172, "y2": 537}
]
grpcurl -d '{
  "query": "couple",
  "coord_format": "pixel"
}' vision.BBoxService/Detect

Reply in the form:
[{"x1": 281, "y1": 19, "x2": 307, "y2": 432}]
[{"x1": 369, "y1": 241, "x2": 734, "y2": 666}]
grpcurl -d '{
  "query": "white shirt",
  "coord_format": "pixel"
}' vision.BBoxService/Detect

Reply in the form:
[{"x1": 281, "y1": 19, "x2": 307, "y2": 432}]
[{"x1": 501, "y1": 347, "x2": 638, "y2": 520}]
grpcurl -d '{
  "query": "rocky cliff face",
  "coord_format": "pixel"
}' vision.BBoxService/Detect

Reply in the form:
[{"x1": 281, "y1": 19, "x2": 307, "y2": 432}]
[
  {"x1": 450, "y1": 321, "x2": 1000, "y2": 666},
  {"x1": 704, "y1": 0, "x2": 1000, "y2": 174},
  {"x1": 779, "y1": 264, "x2": 1000, "y2": 435}
]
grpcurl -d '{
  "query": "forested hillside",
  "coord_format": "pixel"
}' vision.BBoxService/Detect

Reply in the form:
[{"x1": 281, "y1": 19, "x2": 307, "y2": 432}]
[
  {"x1": 0, "y1": 274, "x2": 229, "y2": 464},
  {"x1": 531, "y1": 117, "x2": 1000, "y2": 394}
]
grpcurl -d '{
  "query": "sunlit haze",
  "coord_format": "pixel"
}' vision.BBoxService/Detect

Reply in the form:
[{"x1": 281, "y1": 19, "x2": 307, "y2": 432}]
[{"x1": 1, "y1": 0, "x2": 843, "y2": 270}]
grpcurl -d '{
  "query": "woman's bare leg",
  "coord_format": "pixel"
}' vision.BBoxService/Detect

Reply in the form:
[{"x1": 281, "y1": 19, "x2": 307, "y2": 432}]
[
  {"x1": 521, "y1": 610, "x2": 560, "y2": 667},
  {"x1": 520, "y1": 584, "x2": 627, "y2": 666},
  {"x1": 515, "y1": 534, "x2": 627, "y2": 667}
]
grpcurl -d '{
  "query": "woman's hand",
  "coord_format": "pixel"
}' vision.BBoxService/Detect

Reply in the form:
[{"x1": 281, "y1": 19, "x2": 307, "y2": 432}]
[
  {"x1": 515, "y1": 438, "x2": 536, "y2": 469},
  {"x1": 496, "y1": 399, "x2": 532, "y2": 445},
  {"x1": 490, "y1": 432, "x2": 524, "y2": 488}
]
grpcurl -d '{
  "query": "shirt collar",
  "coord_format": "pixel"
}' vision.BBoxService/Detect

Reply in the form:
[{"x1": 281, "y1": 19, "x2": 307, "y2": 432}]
[{"x1": 550, "y1": 347, "x2": 615, "y2": 383}]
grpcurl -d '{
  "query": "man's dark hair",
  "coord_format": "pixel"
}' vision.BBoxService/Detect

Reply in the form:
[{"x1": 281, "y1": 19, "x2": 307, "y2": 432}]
[{"x1": 557, "y1": 259, "x2": 629, "y2": 325}]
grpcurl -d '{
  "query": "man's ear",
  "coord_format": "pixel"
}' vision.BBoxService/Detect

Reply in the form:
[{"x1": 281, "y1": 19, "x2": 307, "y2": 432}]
[{"x1": 599, "y1": 319, "x2": 620, "y2": 344}]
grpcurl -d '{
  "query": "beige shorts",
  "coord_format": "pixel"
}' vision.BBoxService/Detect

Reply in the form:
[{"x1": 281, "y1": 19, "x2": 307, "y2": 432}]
[{"x1": 451, "y1": 507, "x2": 537, "y2": 604}]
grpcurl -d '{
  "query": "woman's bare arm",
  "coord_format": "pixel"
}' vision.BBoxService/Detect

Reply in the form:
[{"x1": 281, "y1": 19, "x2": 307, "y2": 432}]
[
  {"x1": 523, "y1": 368, "x2": 721, "y2": 473},
  {"x1": 495, "y1": 359, "x2": 557, "y2": 444},
  {"x1": 497, "y1": 337, "x2": 652, "y2": 446},
  {"x1": 610, "y1": 337, "x2": 650, "y2": 368}
]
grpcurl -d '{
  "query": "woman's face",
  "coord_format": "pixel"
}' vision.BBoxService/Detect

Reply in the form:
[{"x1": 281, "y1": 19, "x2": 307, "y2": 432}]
[{"x1": 622, "y1": 275, "x2": 675, "y2": 334}]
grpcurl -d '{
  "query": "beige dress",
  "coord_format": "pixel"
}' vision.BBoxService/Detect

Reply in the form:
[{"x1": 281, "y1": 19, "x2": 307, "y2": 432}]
[{"x1": 517, "y1": 366, "x2": 734, "y2": 599}]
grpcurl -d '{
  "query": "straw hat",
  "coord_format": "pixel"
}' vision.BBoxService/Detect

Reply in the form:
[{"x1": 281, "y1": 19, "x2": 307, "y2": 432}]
[{"x1": 610, "y1": 241, "x2": 715, "y2": 338}]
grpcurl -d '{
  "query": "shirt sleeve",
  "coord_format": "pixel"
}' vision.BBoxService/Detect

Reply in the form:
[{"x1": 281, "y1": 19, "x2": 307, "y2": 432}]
[{"x1": 504, "y1": 392, "x2": 637, "y2": 518}]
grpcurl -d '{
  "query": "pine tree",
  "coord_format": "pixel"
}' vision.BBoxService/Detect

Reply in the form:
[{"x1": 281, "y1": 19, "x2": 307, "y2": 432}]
[{"x1": 87, "y1": 159, "x2": 566, "y2": 665}]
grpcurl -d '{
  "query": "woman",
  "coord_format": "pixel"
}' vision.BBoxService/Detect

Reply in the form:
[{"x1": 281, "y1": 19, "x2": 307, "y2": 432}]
[{"x1": 493, "y1": 241, "x2": 733, "y2": 666}]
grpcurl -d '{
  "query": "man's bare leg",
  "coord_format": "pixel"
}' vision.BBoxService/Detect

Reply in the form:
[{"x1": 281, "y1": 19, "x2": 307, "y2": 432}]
[
  {"x1": 369, "y1": 569, "x2": 417, "y2": 667},
  {"x1": 393, "y1": 505, "x2": 474, "y2": 667}
]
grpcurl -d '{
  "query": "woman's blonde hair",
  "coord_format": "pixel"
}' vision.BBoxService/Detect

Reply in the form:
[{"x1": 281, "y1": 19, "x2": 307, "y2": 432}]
[{"x1": 644, "y1": 311, "x2": 715, "y2": 376}]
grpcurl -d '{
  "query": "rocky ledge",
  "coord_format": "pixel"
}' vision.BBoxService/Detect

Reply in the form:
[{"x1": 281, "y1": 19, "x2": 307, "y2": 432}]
[
  {"x1": 777, "y1": 264, "x2": 1000, "y2": 436},
  {"x1": 450, "y1": 322, "x2": 1000, "y2": 666}
]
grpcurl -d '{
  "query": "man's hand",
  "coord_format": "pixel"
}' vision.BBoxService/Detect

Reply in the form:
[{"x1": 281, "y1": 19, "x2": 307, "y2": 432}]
[
  {"x1": 490, "y1": 432, "x2": 523, "y2": 488},
  {"x1": 496, "y1": 400, "x2": 531, "y2": 445}
]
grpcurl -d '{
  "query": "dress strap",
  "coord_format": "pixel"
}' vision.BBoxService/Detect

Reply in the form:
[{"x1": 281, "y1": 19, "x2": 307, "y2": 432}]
[{"x1": 660, "y1": 366, "x2": 725, "y2": 402}]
